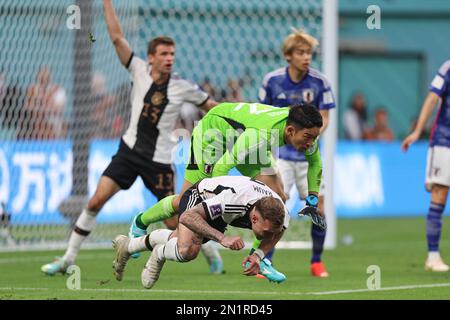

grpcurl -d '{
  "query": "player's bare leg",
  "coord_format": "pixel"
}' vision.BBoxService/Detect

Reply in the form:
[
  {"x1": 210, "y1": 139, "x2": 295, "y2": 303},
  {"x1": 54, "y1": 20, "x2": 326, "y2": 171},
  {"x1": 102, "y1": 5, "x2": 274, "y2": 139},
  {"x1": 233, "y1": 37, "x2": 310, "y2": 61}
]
[
  {"x1": 163, "y1": 215, "x2": 179, "y2": 230},
  {"x1": 41, "y1": 176, "x2": 121, "y2": 275},
  {"x1": 425, "y1": 184, "x2": 449, "y2": 272}
]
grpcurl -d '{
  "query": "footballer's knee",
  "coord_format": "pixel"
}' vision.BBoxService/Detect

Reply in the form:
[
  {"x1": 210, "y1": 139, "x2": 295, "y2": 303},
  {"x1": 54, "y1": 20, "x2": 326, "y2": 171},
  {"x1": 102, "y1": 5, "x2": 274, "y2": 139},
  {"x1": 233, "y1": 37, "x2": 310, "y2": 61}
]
[
  {"x1": 178, "y1": 244, "x2": 200, "y2": 261},
  {"x1": 163, "y1": 215, "x2": 179, "y2": 230},
  {"x1": 431, "y1": 184, "x2": 449, "y2": 204},
  {"x1": 87, "y1": 195, "x2": 106, "y2": 212}
]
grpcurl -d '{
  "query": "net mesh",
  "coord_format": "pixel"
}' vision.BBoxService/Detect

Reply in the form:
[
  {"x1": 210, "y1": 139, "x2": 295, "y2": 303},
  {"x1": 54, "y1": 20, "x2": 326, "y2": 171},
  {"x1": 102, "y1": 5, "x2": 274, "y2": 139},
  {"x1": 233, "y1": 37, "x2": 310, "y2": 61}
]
[{"x1": 0, "y1": 0, "x2": 323, "y2": 250}]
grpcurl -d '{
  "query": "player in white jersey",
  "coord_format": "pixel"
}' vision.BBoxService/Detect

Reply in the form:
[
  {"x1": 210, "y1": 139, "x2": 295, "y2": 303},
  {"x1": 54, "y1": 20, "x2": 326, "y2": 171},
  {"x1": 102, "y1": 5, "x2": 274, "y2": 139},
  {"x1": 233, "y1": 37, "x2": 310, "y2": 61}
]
[
  {"x1": 41, "y1": 0, "x2": 221, "y2": 276},
  {"x1": 111, "y1": 176, "x2": 290, "y2": 287}
]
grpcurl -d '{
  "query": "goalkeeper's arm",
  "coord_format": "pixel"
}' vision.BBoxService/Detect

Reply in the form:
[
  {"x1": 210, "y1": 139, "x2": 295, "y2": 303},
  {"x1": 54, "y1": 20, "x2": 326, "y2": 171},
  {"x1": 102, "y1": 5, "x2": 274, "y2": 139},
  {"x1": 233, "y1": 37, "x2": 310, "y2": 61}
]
[
  {"x1": 103, "y1": 0, "x2": 133, "y2": 66},
  {"x1": 304, "y1": 140, "x2": 322, "y2": 195}
]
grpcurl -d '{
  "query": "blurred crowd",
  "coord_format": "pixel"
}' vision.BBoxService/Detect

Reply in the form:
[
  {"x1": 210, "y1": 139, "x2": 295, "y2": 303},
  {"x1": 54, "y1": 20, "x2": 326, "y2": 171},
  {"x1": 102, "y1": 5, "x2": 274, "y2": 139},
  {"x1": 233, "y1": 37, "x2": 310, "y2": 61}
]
[
  {"x1": 0, "y1": 67, "x2": 247, "y2": 140},
  {"x1": 0, "y1": 66, "x2": 131, "y2": 140},
  {"x1": 0, "y1": 67, "x2": 431, "y2": 142},
  {"x1": 343, "y1": 92, "x2": 430, "y2": 142}
]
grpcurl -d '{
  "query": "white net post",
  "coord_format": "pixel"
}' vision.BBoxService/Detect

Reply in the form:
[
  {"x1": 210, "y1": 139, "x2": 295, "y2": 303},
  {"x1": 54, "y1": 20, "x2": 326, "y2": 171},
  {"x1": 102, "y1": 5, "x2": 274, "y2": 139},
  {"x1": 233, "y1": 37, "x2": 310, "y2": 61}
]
[{"x1": 322, "y1": 0, "x2": 338, "y2": 249}]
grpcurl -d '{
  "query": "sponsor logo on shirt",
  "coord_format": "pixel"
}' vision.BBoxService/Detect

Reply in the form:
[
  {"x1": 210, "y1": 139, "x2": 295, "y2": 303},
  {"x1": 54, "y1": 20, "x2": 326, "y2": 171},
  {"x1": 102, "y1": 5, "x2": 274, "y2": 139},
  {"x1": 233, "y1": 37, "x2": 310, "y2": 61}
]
[{"x1": 277, "y1": 92, "x2": 287, "y2": 99}]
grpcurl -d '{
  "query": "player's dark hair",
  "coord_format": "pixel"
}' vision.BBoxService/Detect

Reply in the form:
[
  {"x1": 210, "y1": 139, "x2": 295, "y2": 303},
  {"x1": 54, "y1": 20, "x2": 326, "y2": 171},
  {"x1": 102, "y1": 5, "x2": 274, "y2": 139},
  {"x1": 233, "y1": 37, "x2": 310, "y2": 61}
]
[
  {"x1": 287, "y1": 103, "x2": 323, "y2": 129},
  {"x1": 254, "y1": 197, "x2": 284, "y2": 229},
  {"x1": 147, "y1": 36, "x2": 175, "y2": 55}
]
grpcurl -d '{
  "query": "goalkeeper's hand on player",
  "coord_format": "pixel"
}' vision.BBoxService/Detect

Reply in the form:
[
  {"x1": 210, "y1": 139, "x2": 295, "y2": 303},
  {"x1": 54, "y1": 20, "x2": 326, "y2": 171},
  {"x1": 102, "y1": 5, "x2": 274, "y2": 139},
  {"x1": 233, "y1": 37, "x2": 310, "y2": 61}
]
[{"x1": 298, "y1": 194, "x2": 327, "y2": 231}]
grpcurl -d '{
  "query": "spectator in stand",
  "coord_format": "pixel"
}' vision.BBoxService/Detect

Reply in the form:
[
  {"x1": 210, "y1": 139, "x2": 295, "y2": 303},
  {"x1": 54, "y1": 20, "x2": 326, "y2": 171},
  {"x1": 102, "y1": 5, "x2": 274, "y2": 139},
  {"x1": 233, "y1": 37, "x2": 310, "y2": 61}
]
[
  {"x1": 343, "y1": 92, "x2": 369, "y2": 140},
  {"x1": 0, "y1": 72, "x2": 24, "y2": 139},
  {"x1": 91, "y1": 72, "x2": 119, "y2": 139},
  {"x1": 225, "y1": 79, "x2": 243, "y2": 102},
  {"x1": 25, "y1": 66, "x2": 67, "y2": 139},
  {"x1": 366, "y1": 108, "x2": 395, "y2": 141},
  {"x1": 110, "y1": 82, "x2": 132, "y2": 138},
  {"x1": 200, "y1": 77, "x2": 217, "y2": 101}
]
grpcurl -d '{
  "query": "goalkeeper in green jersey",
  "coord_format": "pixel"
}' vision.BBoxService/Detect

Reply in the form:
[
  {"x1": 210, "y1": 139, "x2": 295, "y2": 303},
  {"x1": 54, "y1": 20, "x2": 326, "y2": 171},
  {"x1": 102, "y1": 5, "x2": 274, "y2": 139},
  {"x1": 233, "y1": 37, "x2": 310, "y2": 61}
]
[{"x1": 128, "y1": 102, "x2": 323, "y2": 282}]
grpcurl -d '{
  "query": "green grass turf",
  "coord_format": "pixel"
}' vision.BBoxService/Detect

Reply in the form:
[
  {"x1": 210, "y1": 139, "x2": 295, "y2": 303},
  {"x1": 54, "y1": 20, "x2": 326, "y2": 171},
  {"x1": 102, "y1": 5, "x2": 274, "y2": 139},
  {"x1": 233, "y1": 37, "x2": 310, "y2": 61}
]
[{"x1": 1, "y1": 217, "x2": 450, "y2": 300}]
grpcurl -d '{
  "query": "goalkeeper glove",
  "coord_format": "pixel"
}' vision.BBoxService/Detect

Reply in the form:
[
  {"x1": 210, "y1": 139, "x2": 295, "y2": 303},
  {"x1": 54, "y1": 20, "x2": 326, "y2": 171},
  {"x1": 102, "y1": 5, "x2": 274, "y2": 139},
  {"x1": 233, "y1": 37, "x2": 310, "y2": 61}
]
[{"x1": 298, "y1": 195, "x2": 327, "y2": 231}]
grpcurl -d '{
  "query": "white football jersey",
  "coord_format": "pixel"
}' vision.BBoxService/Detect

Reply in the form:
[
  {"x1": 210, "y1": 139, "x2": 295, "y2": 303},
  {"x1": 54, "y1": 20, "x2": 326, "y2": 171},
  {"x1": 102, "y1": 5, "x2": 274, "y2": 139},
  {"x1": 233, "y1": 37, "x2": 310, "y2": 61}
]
[
  {"x1": 196, "y1": 176, "x2": 290, "y2": 229},
  {"x1": 122, "y1": 54, "x2": 208, "y2": 164}
]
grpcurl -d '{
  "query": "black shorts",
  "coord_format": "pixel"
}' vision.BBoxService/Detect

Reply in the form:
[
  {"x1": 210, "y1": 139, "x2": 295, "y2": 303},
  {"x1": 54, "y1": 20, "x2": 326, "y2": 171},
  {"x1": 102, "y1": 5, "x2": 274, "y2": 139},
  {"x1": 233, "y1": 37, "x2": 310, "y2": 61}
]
[
  {"x1": 102, "y1": 140, "x2": 175, "y2": 200},
  {"x1": 178, "y1": 183, "x2": 227, "y2": 243}
]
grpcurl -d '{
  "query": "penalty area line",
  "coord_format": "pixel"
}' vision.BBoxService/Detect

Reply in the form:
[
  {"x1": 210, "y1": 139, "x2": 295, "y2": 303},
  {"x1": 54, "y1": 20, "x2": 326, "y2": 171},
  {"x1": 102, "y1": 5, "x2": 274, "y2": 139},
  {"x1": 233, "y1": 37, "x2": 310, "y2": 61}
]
[{"x1": 1, "y1": 282, "x2": 450, "y2": 296}]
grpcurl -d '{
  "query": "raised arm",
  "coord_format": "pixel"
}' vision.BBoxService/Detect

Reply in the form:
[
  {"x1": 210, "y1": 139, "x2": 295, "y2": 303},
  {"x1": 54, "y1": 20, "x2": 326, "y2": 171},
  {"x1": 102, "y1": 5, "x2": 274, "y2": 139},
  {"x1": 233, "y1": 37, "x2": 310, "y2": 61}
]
[{"x1": 103, "y1": 0, "x2": 133, "y2": 66}]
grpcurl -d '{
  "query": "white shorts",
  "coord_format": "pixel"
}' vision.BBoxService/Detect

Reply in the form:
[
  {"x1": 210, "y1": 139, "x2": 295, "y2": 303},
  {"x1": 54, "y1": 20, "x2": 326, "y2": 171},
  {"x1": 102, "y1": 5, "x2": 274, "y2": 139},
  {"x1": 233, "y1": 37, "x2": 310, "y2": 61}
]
[
  {"x1": 426, "y1": 146, "x2": 450, "y2": 188},
  {"x1": 277, "y1": 158, "x2": 325, "y2": 200}
]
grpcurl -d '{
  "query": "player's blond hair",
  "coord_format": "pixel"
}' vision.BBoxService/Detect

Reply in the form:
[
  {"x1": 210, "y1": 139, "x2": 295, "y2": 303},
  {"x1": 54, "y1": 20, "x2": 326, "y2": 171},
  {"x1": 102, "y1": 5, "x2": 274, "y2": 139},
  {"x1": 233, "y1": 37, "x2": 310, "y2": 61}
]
[
  {"x1": 254, "y1": 197, "x2": 285, "y2": 230},
  {"x1": 283, "y1": 27, "x2": 319, "y2": 55}
]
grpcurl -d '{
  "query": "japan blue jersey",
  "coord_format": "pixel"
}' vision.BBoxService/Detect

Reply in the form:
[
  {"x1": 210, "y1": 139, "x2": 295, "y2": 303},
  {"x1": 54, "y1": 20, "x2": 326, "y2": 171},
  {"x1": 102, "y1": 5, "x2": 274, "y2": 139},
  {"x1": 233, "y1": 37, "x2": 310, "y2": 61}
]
[
  {"x1": 259, "y1": 66, "x2": 336, "y2": 161},
  {"x1": 429, "y1": 60, "x2": 450, "y2": 148}
]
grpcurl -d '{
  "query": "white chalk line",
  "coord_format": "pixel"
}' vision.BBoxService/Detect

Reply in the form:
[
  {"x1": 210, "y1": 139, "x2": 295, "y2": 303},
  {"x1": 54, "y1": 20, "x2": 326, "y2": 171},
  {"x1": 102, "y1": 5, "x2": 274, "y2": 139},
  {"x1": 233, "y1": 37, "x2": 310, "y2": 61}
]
[{"x1": 1, "y1": 282, "x2": 450, "y2": 296}]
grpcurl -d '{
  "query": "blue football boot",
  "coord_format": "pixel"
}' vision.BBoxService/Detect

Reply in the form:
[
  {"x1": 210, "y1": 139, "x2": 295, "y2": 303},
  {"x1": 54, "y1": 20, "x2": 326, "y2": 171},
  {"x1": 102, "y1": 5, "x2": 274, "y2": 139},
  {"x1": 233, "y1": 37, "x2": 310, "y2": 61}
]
[
  {"x1": 259, "y1": 258, "x2": 286, "y2": 283},
  {"x1": 128, "y1": 213, "x2": 147, "y2": 259},
  {"x1": 41, "y1": 257, "x2": 71, "y2": 276},
  {"x1": 245, "y1": 258, "x2": 286, "y2": 283},
  {"x1": 210, "y1": 258, "x2": 224, "y2": 274}
]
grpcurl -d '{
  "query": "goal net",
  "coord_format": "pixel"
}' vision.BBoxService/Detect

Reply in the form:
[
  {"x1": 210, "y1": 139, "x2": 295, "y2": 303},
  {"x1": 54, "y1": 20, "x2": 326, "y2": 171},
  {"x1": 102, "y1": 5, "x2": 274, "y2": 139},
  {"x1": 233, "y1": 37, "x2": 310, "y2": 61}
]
[{"x1": 0, "y1": 0, "x2": 334, "y2": 251}]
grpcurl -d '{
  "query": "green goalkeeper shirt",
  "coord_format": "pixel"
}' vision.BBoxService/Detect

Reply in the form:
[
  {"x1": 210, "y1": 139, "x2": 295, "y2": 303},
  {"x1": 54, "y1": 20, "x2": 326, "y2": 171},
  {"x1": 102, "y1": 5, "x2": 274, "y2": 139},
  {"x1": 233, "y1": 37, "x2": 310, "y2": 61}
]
[{"x1": 191, "y1": 102, "x2": 322, "y2": 193}]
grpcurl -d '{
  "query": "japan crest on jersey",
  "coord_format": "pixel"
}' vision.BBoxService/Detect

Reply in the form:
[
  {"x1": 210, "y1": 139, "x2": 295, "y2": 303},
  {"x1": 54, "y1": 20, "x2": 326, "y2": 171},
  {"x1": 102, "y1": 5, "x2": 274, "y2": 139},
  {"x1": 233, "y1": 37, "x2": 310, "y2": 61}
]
[{"x1": 302, "y1": 89, "x2": 315, "y2": 103}]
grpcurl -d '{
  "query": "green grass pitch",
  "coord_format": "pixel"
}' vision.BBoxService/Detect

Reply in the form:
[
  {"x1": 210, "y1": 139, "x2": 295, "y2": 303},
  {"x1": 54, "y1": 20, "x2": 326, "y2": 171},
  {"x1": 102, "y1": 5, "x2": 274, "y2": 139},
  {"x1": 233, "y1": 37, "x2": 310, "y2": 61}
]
[{"x1": 1, "y1": 217, "x2": 449, "y2": 300}]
